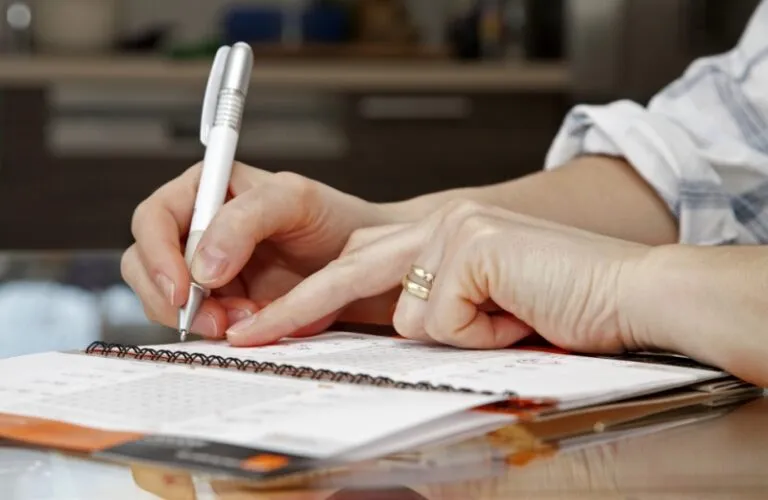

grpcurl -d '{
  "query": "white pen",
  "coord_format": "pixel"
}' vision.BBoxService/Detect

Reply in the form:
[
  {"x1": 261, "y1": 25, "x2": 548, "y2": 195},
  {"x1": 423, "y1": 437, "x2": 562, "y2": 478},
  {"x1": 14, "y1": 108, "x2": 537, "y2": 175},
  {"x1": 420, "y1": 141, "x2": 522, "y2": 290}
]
[{"x1": 178, "y1": 42, "x2": 253, "y2": 341}]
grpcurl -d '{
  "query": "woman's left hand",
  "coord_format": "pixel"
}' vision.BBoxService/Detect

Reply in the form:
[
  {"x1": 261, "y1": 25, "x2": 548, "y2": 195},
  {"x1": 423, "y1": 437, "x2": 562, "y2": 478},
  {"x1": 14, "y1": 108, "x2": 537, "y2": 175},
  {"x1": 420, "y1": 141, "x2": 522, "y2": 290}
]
[{"x1": 225, "y1": 200, "x2": 655, "y2": 354}]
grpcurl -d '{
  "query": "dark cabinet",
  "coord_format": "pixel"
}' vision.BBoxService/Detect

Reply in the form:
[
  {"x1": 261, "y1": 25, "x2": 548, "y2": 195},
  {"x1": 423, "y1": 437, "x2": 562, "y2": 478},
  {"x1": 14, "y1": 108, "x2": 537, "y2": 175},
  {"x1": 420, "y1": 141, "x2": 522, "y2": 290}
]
[
  {"x1": 0, "y1": 88, "x2": 567, "y2": 249},
  {"x1": 345, "y1": 91, "x2": 566, "y2": 200}
]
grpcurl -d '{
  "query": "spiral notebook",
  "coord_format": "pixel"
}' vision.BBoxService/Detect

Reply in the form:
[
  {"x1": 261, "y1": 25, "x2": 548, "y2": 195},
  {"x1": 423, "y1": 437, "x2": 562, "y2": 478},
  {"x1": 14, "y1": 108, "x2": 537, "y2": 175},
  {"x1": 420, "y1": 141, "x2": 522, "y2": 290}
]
[
  {"x1": 0, "y1": 329, "x2": 751, "y2": 481},
  {"x1": 99, "y1": 330, "x2": 735, "y2": 411}
]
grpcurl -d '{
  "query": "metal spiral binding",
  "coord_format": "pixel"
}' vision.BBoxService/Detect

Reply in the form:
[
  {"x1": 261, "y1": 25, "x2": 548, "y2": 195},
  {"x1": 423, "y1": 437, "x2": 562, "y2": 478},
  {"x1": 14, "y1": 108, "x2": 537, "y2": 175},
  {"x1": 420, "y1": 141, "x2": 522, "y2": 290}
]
[{"x1": 84, "y1": 341, "x2": 508, "y2": 397}]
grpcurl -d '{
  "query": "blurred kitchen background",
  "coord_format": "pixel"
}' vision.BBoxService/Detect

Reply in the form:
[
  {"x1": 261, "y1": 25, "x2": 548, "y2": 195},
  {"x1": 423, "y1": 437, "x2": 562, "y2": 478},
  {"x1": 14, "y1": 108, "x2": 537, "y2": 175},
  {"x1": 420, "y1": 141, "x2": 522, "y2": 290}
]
[{"x1": 0, "y1": 0, "x2": 759, "y2": 356}]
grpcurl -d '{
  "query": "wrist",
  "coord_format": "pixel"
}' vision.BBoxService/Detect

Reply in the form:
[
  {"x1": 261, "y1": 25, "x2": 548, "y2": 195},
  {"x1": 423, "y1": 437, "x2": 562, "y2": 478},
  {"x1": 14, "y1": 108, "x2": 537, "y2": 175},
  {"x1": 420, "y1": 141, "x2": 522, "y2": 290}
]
[
  {"x1": 617, "y1": 245, "x2": 751, "y2": 370},
  {"x1": 617, "y1": 245, "x2": 679, "y2": 354}
]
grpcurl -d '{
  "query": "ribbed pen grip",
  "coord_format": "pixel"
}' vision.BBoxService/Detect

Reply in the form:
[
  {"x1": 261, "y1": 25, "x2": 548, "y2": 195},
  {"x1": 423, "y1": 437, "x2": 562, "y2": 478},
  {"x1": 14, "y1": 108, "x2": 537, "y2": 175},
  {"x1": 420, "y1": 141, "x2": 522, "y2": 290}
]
[{"x1": 213, "y1": 89, "x2": 245, "y2": 131}]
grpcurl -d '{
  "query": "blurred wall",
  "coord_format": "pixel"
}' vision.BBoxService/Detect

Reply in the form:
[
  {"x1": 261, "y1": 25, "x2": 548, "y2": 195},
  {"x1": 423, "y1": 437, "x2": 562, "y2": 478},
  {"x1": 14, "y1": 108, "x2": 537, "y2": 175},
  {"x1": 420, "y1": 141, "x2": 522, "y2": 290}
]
[{"x1": 567, "y1": 0, "x2": 759, "y2": 101}]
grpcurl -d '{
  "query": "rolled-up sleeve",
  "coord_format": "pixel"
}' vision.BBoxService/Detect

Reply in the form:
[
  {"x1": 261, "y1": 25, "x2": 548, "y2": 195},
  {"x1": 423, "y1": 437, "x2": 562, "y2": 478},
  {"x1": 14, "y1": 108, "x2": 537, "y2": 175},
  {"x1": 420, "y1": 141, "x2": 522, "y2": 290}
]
[{"x1": 544, "y1": 0, "x2": 768, "y2": 246}]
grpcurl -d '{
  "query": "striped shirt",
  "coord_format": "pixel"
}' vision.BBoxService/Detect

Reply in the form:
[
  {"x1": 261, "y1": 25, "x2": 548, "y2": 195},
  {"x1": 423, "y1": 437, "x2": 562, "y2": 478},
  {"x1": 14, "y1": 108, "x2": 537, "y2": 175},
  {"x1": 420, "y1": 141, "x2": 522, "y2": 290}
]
[{"x1": 544, "y1": 0, "x2": 768, "y2": 245}]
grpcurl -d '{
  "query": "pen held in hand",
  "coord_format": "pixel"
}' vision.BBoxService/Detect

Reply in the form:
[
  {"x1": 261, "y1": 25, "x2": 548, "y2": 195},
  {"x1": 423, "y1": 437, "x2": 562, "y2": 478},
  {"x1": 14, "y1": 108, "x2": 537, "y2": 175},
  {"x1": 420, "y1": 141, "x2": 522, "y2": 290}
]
[{"x1": 177, "y1": 42, "x2": 254, "y2": 341}]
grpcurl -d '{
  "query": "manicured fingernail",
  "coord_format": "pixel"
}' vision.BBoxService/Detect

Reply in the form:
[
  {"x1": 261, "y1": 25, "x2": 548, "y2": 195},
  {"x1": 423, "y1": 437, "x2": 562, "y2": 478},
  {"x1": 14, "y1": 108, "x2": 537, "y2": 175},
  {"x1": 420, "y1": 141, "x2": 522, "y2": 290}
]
[
  {"x1": 191, "y1": 312, "x2": 218, "y2": 338},
  {"x1": 154, "y1": 273, "x2": 176, "y2": 305},
  {"x1": 191, "y1": 246, "x2": 228, "y2": 284},
  {"x1": 227, "y1": 308, "x2": 252, "y2": 325},
  {"x1": 226, "y1": 314, "x2": 259, "y2": 339}
]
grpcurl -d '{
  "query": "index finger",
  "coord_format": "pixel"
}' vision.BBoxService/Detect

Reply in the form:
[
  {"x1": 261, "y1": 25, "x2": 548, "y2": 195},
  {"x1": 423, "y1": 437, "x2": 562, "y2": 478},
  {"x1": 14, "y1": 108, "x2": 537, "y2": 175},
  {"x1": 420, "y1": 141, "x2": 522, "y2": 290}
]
[
  {"x1": 131, "y1": 161, "x2": 270, "y2": 309},
  {"x1": 224, "y1": 225, "x2": 425, "y2": 346},
  {"x1": 130, "y1": 164, "x2": 205, "y2": 307}
]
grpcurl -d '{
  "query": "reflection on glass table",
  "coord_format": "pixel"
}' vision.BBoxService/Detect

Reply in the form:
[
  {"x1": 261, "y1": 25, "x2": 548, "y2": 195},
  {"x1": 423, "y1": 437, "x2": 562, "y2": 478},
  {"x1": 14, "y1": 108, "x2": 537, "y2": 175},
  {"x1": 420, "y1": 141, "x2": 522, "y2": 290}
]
[{"x1": 1, "y1": 397, "x2": 767, "y2": 499}]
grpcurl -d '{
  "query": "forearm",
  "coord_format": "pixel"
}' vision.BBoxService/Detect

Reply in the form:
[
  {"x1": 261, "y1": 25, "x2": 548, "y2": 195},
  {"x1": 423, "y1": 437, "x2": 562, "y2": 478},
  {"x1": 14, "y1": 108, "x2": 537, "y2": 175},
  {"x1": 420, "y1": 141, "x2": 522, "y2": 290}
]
[
  {"x1": 626, "y1": 245, "x2": 768, "y2": 386},
  {"x1": 382, "y1": 155, "x2": 678, "y2": 246}
]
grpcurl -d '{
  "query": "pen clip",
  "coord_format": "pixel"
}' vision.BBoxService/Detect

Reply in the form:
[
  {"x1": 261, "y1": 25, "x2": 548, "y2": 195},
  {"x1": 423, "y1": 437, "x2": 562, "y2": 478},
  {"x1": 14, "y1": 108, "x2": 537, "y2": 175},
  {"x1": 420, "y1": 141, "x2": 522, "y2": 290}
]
[{"x1": 200, "y1": 45, "x2": 231, "y2": 146}]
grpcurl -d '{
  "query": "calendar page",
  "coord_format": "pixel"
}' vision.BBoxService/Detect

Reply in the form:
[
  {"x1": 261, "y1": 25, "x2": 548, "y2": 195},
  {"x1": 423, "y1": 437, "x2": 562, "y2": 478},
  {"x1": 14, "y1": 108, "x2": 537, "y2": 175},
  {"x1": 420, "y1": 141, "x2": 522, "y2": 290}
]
[
  {"x1": 150, "y1": 331, "x2": 726, "y2": 409},
  {"x1": 0, "y1": 351, "x2": 503, "y2": 461}
]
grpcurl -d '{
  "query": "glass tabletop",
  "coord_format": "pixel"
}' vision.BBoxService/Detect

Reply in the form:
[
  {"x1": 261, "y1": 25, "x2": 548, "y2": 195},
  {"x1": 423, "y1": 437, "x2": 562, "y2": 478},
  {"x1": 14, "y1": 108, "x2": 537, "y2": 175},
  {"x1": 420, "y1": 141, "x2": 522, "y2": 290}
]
[{"x1": 1, "y1": 396, "x2": 766, "y2": 500}]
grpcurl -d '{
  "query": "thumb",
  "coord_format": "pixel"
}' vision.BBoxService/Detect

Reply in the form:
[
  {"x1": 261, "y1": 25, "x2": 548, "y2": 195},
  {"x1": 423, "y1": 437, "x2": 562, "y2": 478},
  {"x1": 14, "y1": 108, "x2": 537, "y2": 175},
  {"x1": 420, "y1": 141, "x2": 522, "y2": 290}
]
[{"x1": 190, "y1": 175, "x2": 307, "y2": 288}]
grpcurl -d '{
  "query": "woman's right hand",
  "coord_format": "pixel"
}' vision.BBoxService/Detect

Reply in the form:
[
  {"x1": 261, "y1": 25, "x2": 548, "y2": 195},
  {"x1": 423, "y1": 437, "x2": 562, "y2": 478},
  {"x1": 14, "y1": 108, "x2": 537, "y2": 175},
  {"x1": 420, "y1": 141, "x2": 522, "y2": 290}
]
[{"x1": 120, "y1": 162, "x2": 395, "y2": 339}]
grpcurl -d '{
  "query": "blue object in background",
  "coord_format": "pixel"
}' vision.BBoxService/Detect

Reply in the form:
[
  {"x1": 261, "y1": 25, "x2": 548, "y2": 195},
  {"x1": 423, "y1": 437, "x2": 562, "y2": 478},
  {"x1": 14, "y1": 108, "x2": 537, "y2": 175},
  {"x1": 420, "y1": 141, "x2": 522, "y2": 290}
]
[
  {"x1": 222, "y1": 2, "x2": 350, "y2": 46},
  {"x1": 302, "y1": 2, "x2": 349, "y2": 43},
  {"x1": 222, "y1": 5, "x2": 283, "y2": 45}
]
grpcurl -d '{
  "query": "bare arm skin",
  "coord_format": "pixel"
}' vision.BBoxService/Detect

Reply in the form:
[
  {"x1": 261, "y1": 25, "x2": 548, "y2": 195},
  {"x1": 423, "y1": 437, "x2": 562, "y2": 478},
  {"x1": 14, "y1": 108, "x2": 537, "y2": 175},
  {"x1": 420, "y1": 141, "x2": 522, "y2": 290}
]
[
  {"x1": 383, "y1": 155, "x2": 678, "y2": 246},
  {"x1": 625, "y1": 244, "x2": 768, "y2": 387}
]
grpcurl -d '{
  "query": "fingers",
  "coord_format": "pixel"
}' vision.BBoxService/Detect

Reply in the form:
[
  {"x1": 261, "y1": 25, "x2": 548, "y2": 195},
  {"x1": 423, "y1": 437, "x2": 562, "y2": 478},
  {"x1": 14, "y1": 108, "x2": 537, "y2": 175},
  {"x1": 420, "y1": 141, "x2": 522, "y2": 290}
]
[
  {"x1": 189, "y1": 172, "x2": 314, "y2": 289},
  {"x1": 128, "y1": 162, "x2": 264, "y2": 307},
  {"x1": 341, "y1": 224, "x2": 411, "y2": 255},
  {"x1": 422, "y1": 237, "x2": 533, "y2": 349},
  {"x1": 121, "y1": 245, "x2": 229, "y2": 338},
  {"x1": 336, "y1": 287, "x2": 403, "y2": 325},
  {"x1": 130, "y1": 164, "x2": 203, "y2": 307},
  {"x1": 392, "y1": 199, "x2": 485, "y2": 341},
  {"x1": 218, "y1": 296, "x2": 264, "y2": 327},
  {"x1": 392, "y1": 210, "x2": 457, "y2": 341},
  {"x1": 226, "y1": 224, "x2": 425, "y2": 346},
  {"x1": 229, "y1": 162, "x2": 271, "y2": 196},
  {"x1": 221, "y1": 196, "x2": 533, "y2": 349},
  {"x1": 125, "y1": 161, "x2": 282, "y2": 339},
  {"x1": 394, "y1": 201, "x2": 533, "y2": 349}
]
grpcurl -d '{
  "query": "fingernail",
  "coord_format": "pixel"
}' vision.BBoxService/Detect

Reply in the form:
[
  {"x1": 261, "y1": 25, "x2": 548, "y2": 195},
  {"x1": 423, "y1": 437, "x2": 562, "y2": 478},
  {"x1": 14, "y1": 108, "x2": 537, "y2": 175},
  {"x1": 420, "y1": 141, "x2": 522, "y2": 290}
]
[
  {"x1": 226, "y1": 314, "x2": 259, "y2": 339},
  {"x1": 192, "y1": 246, "x2": 228, "y2": 284},
  {"x1": 154, "y1": 274, "x2": 176, "y2": 305},
  {"x1": 191, "y1": 312, "x2": 218, "y2": 338},
  {"x1": 227, "y1": 308, "x2": 252, "y2": 325}
]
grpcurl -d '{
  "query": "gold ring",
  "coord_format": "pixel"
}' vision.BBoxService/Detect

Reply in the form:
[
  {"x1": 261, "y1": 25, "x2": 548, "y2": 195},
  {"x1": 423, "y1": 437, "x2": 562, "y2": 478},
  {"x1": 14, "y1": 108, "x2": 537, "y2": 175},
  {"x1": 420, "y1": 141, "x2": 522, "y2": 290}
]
[
  {"x1": 410, "y1": 265, "x2": 435, "y2": 285},
  {"x1": 402, "y1": 275, "x2": 431, "y2": 300}
]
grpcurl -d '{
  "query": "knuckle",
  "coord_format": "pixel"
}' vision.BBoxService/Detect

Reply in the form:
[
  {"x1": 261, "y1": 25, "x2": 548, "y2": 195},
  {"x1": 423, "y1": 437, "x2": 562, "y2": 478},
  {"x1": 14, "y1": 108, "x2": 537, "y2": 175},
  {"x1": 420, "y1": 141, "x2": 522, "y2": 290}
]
[
  {"x1": 423, "y1": 311, "x2": 442, "y2": 338},
  {"x1": 227, "y1": 194, "x2": 257, "y2": 231},
  {"x1": 326, "y1": 252, "x2": 356, "y2": 273},
  {"x1": 131, "y1": 164, "x2": 202, "y2": 240},
  {"x1": 343, "y1": 227, "x2": 375, "y2": 253},
  {"x1": 119, "y1": 246, "x2": 136, "y2": 284},
  {"x1": 231, "y1": 163, "x2": 265, "y2": 194},
  {"x1": 181, "y1": 163, "x2": 204, "y2": 196},
  {"x1": 458, "y1": 213, "x2": 498, "y2": 241},
  {"x1": 437, "y1": 199, "x2": 489, "y2": 233},
  {"x1": 325, "y1": 254, "x2": 365, "y2": 298},
  {"x1": 216, "y1": 188, "x2": 261, "y2": 238},
  {"x1": 130, "y1": 200, "x2": 151, "y2": 239},
  {"x1": 342, "y1": 229, "x2": 363, "y2": 253},
  {"x1": 443, "y1": 199, "x2": 485, "y2": 220},
  {"x1": 182, "y1": 162, "x2": 203, "y2": 179}
]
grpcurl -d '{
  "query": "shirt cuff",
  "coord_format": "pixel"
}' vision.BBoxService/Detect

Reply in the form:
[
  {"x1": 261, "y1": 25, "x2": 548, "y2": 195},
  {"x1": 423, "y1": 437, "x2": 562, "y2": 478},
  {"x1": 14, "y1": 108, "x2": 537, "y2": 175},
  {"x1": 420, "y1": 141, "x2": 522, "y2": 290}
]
[{"x1": 542, "y1": 100, "x2": 742, "y2": 245}]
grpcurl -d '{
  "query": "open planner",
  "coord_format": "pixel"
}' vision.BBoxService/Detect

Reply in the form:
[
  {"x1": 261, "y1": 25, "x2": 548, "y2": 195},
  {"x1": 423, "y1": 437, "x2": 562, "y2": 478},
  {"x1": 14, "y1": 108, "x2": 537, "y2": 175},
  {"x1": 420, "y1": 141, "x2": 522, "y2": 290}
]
[{"x1": 0, "y1": 330, "x2": 759, "y2": 482}]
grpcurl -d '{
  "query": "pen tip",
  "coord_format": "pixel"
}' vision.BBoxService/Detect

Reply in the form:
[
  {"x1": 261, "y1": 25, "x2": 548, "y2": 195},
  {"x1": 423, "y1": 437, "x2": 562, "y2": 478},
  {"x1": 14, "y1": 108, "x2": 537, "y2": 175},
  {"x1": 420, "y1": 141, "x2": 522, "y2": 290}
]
[{"x1": 179, "y1": 330, "x2": 188, "y2": 342}]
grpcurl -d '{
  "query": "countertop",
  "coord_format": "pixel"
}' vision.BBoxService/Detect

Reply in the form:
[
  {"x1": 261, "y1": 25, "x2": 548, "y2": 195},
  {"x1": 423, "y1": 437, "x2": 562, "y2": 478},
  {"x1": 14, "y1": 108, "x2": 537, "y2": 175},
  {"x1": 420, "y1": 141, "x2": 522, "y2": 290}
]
[{"x1": 0, "y1": 56, "x2": 570, "y2": 91}]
